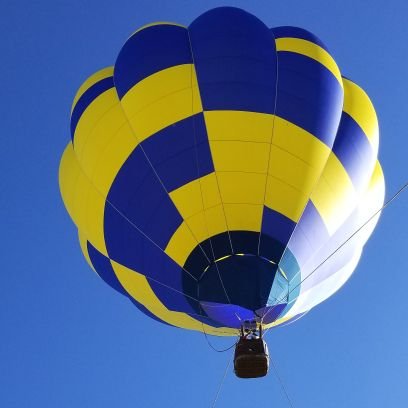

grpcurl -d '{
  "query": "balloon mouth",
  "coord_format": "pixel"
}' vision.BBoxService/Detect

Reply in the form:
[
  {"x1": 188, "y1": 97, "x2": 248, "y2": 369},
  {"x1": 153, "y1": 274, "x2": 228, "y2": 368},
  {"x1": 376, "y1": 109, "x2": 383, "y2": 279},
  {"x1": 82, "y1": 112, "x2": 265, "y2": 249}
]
[
  {"x1": 180, "y1": 231, "x2": 302, "y2": 328},
  {"x1": 182, "y1": 231, "x2": 283, "y2": 314},
  {"x1": 197, "y1": 252, "x2": 277, "y2": 309}
]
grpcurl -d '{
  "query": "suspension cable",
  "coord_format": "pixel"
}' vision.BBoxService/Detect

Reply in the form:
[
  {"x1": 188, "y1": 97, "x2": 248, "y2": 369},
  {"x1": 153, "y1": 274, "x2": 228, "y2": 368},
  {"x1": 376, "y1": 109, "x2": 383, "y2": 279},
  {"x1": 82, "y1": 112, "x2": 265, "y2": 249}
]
[
  {"x1": 211, "y1": 352, "x2": 233, "y2": 408},
  {"x1": 270, "y1": 353, "x2": 296, "y2": 408},
  {"x1": 198, "y1": 302, "x2": 239, "y2": 352}
]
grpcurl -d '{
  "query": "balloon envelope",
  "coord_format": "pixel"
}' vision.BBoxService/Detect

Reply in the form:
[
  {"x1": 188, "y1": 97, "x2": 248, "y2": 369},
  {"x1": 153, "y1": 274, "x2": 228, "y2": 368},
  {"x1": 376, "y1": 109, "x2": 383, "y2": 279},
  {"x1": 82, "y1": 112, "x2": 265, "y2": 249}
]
[{"x1": 59, "y1": 7, "x2": 384, "y2": 335}]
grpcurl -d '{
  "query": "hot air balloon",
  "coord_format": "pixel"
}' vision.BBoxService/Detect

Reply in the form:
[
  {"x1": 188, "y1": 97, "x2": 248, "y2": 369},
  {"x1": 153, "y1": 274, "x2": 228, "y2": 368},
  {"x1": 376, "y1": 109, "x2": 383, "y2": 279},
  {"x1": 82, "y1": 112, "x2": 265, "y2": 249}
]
[{"x1": 59, "y1": 7, "x2": 384, "y2": 378}]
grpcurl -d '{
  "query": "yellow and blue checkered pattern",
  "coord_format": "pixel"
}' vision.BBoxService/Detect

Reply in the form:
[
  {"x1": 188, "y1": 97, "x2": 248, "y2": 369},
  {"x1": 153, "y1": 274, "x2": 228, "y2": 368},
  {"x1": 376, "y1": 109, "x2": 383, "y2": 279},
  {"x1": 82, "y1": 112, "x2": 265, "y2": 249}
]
[{"x1": 59, "y1": 7, "x2": 384, "y2": 335}]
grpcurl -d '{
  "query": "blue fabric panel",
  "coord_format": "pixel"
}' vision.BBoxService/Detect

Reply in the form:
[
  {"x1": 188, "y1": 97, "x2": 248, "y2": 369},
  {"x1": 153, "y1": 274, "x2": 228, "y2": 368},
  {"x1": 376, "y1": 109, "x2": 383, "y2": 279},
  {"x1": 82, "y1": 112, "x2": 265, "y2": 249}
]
[
  {"x1": 332, "y1": 112, "x2": 374, "y2": 191},
  {"x1": 141, "y1": 114, "x2": 214, "y2": 192},
  {"x1": 114, "y1": 24, "x2": 192, "y2": 99},
  {"x1": 144, "y1": 197, "x2": 184, "y2": 249},
  {"x1": 278, "y1": 249, "x2": 301, "y2": 309},
  {"x1": 296, "y1": 201, "x2": 330, "y2": 252},
  {"x1": 276, "y1": 52, "x2": 343, "y2": 147},
  {"x1": 189, "y1": 7, "x2": 277, "y2": 113},
  {"x1": 204, "y1": 232, "x2": 232, "y2": 260},
  {"x1": 229, "y1": 230, "x2": 259, "y2": 254},
  {"x1": 271, "y1": 26, "x2": 329, "y2": 51},
  {"x1": 111, "y1": 163, "x2": 167, "y2": 232},
  {"x1": 257, "y1": 303, "x2": 287, "y2": 324},
  {"x1": 286, "y1": 227, "x2": 313, "y2": 269},
  {"x1": 183, "y1": 246, "x2": 211, "y2": 281},
  {"x1": 199, "y1": 254, "x2": 277, "y2": 311},
  {"x1": 104, "y1": 201, "x2": 194, "y2": 314},
  {"x1": 261, "y1": 207, "x2": 297, "y2": 247},
  {"x1": 104, "y1": 202, "x2": 145, "y2": 272},
  {"x1": 148, "y1": 144, "x2": 212, "y2": 194},
  {"x1": 267, "y1": 269, "x2": 288, "y2": 304},
  {"x1": 87, "y1": 241, "x2": 127, "y2": 296},
  {"x1": 141, "y1": 239, "x2": 196, "y2": 309},
  {"x1": 129, "y1": 298, "x2": 173, "y2": 327},
  {"x1": 258, "y1": 233, "x2": 287, "y2": 263},
  {"x1": 141, "y1": 240, "x2": 190, "y2": 288},
  {"x1": 70, "y1": 76, "x2": 114, "y2": 142},
  {"x1": 148, "y1": 278, "x2": 198, "y2": 314},
  {"x1": 200, "y1": 303, "x2": 254, "y2": 329},
  {"x1": 107, "y1": 146, "x2": 151, "y2": 204},
  {"x1": 279, "y1": 246, "x2": 300, "y2": 282},
  {"x1": 287, "y1": 202, "x2": 329, "y2": 269},
  {"x1": 107, "y1": 146, "x2": 183, "y2": 248}
]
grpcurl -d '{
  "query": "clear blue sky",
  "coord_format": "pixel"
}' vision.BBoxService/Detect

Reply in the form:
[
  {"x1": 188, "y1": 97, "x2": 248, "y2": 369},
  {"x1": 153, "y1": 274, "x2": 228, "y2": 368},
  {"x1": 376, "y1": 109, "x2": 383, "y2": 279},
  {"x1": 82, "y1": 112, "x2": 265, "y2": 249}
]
[{"x1": 1, "y1": 1, "x2": 408, "y2": 407}]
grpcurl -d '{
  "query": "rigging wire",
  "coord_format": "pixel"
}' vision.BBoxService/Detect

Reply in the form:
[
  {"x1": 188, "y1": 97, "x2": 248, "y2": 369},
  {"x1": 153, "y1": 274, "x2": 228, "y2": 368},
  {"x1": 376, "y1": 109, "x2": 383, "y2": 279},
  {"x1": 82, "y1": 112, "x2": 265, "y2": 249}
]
[
  {"x1": 211, "y1": 352, "x2": 233, "y2": 408},
  {"x1": 203, "y1": 329, "x2": 239, "y2": 353},
  {"x1": 198, "y1": 302, "x2": 239, "y2": 352},
  {"x1": 270, "y1": 353, "x2": 296, "y2": 408},
  {"x1": 262, "y1": 179, "x2": 408, "y2": 330}
]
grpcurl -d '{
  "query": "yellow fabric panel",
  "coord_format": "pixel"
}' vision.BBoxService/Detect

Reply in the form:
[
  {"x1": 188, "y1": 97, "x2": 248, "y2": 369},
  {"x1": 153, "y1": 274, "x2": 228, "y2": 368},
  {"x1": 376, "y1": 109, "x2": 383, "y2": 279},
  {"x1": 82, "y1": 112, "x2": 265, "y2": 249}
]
[
  {"x1": 185, "y1": 212, "x2": 207, "y2": 244},
  {"x1": 78, "y1": 102, "x2": 131, "y2": 178},
  {"x1": 59, "y1": 144, "x2": 81, "y2": 221},
  {"x1": 59, "y1": 144, "x2": 107, "y2": 255},
  {"x1": 357, "y1": 160, "x2": 385, "y2": 216},
  {"x1": 200, "y1": 173, "x2": 223, "y2": 209},
  {"x1": 78, "y1": 230, "x2": 95, "y2": 272},
  {"x1": 370, "y1": 160, "x2": 384, "y2": 189},
  {"x1": 169, "y1": 173, "x2": 221, "y2": 219},
  {"x1": 265, "y1": 176, "x2": 309, "y2": 222},
  {"x1": 210, "y1": 141, "x2": 270, "y2": 173},
  {"x1": 165, "y1": 222, "x2": 199, "y2": 267},
  {"x1": 202, "y1": 205, "x2": 230, "y2": 237},
  {"x1": 91, "y1": 125, "x2": 138, "y2": 196},
  {"x1": 73, "y1": 89, "x2": 119, "y2": 158},
  {"x1": 170, "y1": 179, "x2": 204, "y2": 219},
  {"x1": 186, "y1": 205, "x2": 228, "y2": 243},
  {"x1": 268, "y1": 144, "x2": 323, "y2": 196},
  {"x1": 275, "y1": 37, "x2": 343, "y2": 87},
  {"x1": 204, "y1": 110, "x2": 274, "y2": 142},
  {"x1": 217, "y1": 172, "x2": 266, "y2": 204},
  {"x1": 224, "y1": 203, "x2": 263, "y2": 231},
  {"x1": 112, "y1": 260, "x2": 235, "y2": 335},
  {"x1": 71, "y1": 67, "x2": 114, "y2": 113},
  {"x1": 342, "y1": 78, "x2": 379, "y2": 151},
  {"x1": 120, "y1": 64, "x2": 202, "y2": 142},
  {"x1": 271, "y1": 116, "x2": 330, "y2": 169},
  {"x1": 61, "y1": 145, "x2": 89, "y2": 233},
  {"x1": 264, "y1": 314, "x2": 293, "y2": 329},
  {"x1": 82, "y1": 186, "x2": 107, "y2": 255},
  {"x1": 311, "y1": 153, "x2": 357, "y2": 234}
]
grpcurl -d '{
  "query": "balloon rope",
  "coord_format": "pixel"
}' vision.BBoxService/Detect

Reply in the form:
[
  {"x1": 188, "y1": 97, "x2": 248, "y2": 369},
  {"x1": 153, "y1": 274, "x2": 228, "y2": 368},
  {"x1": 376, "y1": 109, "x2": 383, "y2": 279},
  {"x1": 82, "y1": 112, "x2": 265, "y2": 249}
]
[
  {"x1": 198, "y1": 302, "x2": 239, "y2": 352},
  {"x1": 211, "y1": 352, "x2": 233, "y2": 408},
  {"x1": 270, "y1": 353, "x2": 296, "y2": 408},
  {"x1": 262, "y1": 179, "x2": 408, "y2": 328}
]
